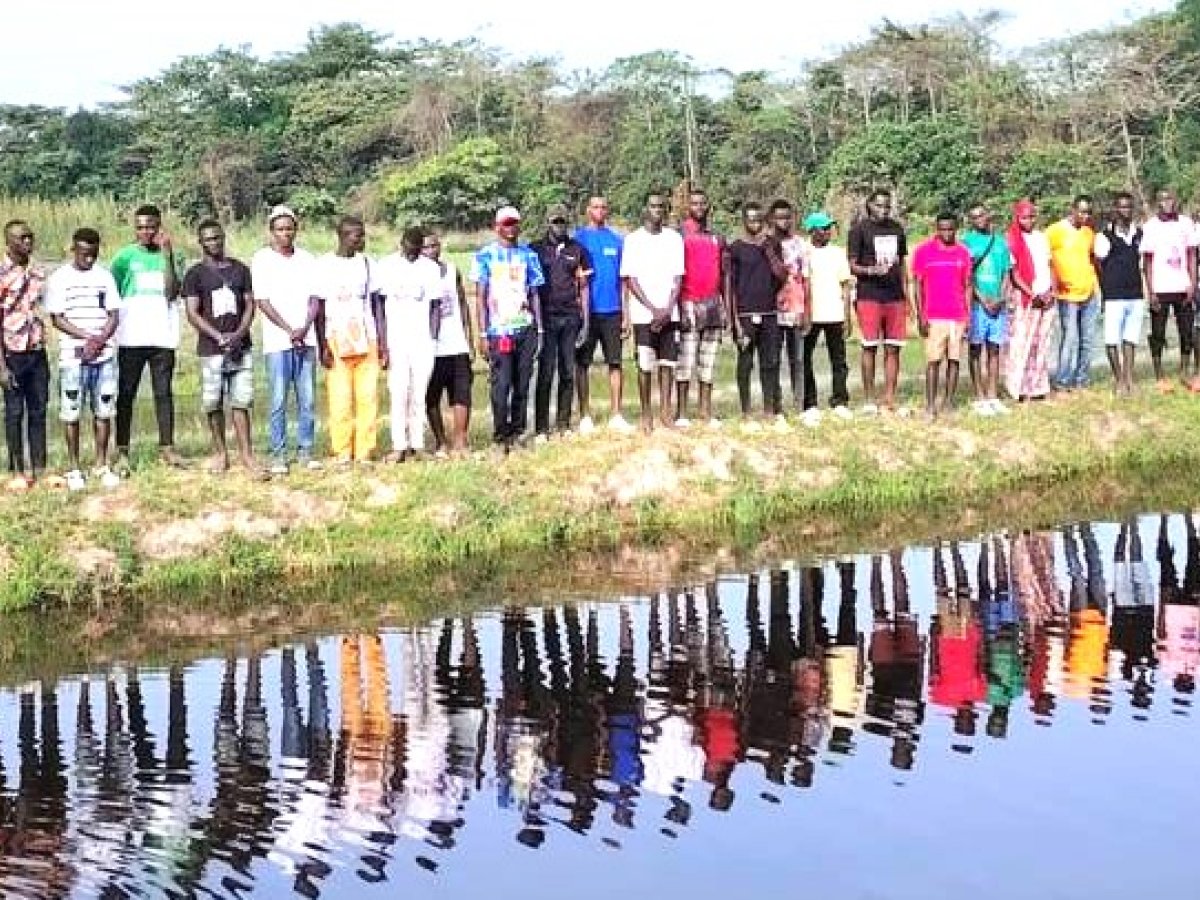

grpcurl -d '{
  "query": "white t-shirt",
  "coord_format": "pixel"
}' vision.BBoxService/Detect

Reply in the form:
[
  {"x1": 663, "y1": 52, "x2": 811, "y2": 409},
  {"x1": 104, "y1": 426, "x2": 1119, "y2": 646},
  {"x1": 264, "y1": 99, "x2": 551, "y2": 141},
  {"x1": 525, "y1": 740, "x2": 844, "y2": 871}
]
[
  {"x1": 1140, "y1": 215, "x2": 1198, "y2": 294},
  {"x1": 376, "y1": 252, "x2": 443, "y2": 351},
  {"x1": 433, "y1": 260, "x2": 470, "y2": 357},
  {"x1": 250, "y1": 246, "x2": 319, "y2": 354},
  {"x1": 45, "y1": 263, "x2": 123, "y2": 365},
  {"x1": 620, "y1": 227, "x2": 684, "y2": 326},
  {"x1": 317, "y1": 253, "x2": 376, "y2": 344},
  {"x1": 808, "y1": 244, "x2": 852, "y2": 323},
  {"x1": 1024, "y1": 230, "x2": 1054, "y2": 296}
]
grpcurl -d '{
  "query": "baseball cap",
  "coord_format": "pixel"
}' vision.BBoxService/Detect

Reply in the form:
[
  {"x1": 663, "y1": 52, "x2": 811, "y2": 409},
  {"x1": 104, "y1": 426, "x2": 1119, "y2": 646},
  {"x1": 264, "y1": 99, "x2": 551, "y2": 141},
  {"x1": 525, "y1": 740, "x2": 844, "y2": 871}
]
[
  {"x1": 803, "y1": 212, "x2": 836, "y2": 230},
  {"x1": 545, "y1": 203, "x2": 570, "y2": 223},
  {"x1": 268, "y1": 204, "x2": 298, "y2": 225},
  {"x1": 494, "y1": 205, "x2": 521, "y2": 225}
]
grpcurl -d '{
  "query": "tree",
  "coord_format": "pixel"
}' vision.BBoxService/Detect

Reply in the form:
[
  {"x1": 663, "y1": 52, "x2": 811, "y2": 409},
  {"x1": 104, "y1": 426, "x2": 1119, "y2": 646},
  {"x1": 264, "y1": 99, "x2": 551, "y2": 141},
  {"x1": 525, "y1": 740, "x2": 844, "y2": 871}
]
[{"x1": 380, "y1": 136, "x2": 513, "y2": 229}]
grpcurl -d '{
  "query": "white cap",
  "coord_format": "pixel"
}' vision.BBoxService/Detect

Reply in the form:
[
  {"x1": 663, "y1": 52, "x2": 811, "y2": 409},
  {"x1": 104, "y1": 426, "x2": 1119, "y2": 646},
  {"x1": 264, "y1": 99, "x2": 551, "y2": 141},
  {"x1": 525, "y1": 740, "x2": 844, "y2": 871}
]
[
  {"x1": 268, "y1": 204, "x2": 298, "y2": 225},
  {"x1": 494, "y1": 205, "x2": 521, "y2": 224}
]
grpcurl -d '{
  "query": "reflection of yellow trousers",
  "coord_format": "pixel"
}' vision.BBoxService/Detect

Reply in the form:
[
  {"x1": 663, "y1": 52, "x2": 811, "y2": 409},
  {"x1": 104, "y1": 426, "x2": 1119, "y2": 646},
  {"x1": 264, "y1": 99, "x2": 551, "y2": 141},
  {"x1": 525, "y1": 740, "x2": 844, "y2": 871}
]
[
  {"x1": 327, "y1": 344, "x2": 380, "y2": 461},
  {"x1": 340, "y1": 634, "x2": 392, "y2": 743}
]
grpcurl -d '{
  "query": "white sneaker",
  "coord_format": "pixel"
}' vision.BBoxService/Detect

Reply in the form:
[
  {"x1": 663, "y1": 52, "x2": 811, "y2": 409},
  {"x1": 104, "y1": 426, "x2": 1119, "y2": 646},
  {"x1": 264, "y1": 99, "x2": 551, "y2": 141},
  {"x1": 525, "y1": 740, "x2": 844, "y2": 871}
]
[
  {"x1": 534, "y1": 433, "x2": 550, "y2": 446},
  {"x1": 990, "y1": 399, "x2": 1010, "y2": 415},
  {"x1": 607, "y1": 414, "x2": 634, "y2": 434},
  {"x1": 65, "y1": 469, "x2": 86, "y2": 492},
  {"x1": 740, "y1": 419, "x2": 763, "y2": 434},
  {"x1": 674, "y1": 417, "x2": 693, "y2": 429},
  {"x1": 861, "y1": 402, "x2": 879, "y2": 416},
  {"x1": 706, "y1": 418, "x2": 724, "y2": 431},
  {"x1": 302, "y1": 458, "x2": 324, "y2": 471},
  {"x1": 972, "y1": 400, "x2": 995, "y2": 417},
  {"x1": 832, "y1": 405, "x2": 853, "y2": 421},
  {"x1": 578, "y1": 415, "x2": 596, "y2": 435},
  {"x1": 801, "y1": 408, "x2": 822, "y2": 429},
  {"x1": 269, "y1": 460, "x2": 290, "y2": 476},
  {"x1": 96, "y1": 467, "x2": 121, "y2": 490},
  {"x1": 773, "y1": 414, "x2": 792, "y2": 433},
  {"x1": 896, "y1": 406, "x2": 914, "y2": 419}
]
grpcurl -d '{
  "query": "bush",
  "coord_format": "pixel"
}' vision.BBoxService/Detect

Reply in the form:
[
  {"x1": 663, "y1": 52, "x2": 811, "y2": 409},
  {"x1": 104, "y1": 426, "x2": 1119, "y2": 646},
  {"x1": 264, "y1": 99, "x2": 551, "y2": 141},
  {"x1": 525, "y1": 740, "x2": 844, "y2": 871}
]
[{"x1": 380, "y1": 137, "x2": 515, "y2": 231}]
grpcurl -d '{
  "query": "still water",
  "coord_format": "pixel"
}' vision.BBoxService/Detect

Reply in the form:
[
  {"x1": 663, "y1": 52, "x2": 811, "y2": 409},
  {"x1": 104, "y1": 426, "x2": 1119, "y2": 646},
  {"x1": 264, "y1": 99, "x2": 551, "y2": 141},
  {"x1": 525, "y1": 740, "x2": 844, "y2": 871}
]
[{"x1": 1, "y1": 514, "x2": 1197, "y2": 899}]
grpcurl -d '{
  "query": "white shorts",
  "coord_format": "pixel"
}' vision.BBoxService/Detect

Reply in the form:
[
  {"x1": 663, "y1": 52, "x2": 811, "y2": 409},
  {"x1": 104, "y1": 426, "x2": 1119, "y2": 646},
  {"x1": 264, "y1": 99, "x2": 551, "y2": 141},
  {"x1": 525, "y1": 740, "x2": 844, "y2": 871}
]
[{"x1": 1104, "y1": 299, "x2": 1144, "y2": 347}]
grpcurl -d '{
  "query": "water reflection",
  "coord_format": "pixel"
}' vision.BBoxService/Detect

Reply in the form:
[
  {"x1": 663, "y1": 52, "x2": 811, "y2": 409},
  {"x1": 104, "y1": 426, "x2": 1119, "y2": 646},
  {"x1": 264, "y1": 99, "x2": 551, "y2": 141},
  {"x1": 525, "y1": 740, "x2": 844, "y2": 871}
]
[{"x1": 2, "y1": 515, "x2": 1200, "y2": 897}]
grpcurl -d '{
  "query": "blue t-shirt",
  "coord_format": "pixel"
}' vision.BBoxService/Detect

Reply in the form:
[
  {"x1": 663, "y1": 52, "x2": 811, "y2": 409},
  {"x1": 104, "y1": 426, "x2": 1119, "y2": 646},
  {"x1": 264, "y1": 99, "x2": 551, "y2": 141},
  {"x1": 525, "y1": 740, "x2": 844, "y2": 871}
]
[{"x1": 574, "y1": 226, "x2": 623, "y2": 315}]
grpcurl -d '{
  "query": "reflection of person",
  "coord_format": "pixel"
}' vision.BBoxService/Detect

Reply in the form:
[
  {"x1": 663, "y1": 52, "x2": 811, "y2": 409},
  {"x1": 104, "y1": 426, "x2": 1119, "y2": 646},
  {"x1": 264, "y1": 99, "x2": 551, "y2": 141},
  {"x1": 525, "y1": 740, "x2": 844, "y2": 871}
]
[
  {"x1": 1159, "y1": 514, "x2": 1200, "y2": 694},
  {"x1": 694, "y1": 584, "x2": 738, "y2": 811},
  {"x1": 865, "y1": 551, "x2": 924, "y2": 769},
  {"x1": 1062, "y1": 524, "x2": 1110, "y2": 706},
  {"x1": 929, "y1": 542, "x2": 986, "y2": 744},
  {"x1": 981, "y1": 537, "x2": 1023, "y2": 739},
  {"x1": 1111, "y1": 519, "x2": 1156, "y2": 698},
  {"x1": 743, "y1": 571, "x2": 796, "y2": 785}
]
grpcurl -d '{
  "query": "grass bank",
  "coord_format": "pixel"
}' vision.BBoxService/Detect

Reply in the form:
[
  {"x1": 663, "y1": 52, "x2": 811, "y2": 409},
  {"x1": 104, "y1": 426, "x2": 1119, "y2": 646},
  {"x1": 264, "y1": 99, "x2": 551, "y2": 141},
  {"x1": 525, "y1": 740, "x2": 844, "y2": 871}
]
[{"x1": 2, "y1": 381, "x2": 1199, "y2": 614}]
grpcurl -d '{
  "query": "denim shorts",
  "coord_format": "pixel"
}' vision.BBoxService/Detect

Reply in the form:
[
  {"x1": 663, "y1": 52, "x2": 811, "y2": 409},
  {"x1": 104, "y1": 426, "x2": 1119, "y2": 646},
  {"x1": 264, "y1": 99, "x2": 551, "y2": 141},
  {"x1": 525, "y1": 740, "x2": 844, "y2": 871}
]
[
  {"x1": 969, "y1": 303, "x2": 1009, "y2": 346},
  {"x1": 60, "y1": 358, "x2": 118, "y2": 423},
  {"x1": 200, "y1": 355, "x2": 255, "y2": 412}
]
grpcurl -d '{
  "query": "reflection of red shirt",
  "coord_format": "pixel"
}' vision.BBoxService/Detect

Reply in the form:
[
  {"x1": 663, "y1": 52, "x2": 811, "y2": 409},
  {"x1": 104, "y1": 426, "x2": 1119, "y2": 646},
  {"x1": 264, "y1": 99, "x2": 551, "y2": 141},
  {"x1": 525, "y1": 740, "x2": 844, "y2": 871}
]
[
  {"x1": 681, "y1": 219, "x2": 722, "y2": 302},
  {"x1": 930, "y1": 620, "x2": 987, "y2": 707},
  {"x1": 698, "y1": 707, "x2": 740, "y2": 780}
]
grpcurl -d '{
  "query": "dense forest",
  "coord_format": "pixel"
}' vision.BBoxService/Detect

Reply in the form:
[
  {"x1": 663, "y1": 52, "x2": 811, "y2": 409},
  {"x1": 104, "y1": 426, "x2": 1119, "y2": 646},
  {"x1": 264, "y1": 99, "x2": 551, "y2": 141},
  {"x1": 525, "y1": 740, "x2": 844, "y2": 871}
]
[{"x1": 4, "y1": 2, "x2": 1200, "y2": 229}]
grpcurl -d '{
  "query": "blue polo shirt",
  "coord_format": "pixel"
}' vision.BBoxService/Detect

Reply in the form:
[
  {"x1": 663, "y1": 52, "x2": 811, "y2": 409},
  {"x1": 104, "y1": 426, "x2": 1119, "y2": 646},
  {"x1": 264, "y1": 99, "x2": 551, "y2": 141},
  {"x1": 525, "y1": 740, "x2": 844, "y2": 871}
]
[{"x1": 574, "y1": 225, "x2": 623, "y2": 315}]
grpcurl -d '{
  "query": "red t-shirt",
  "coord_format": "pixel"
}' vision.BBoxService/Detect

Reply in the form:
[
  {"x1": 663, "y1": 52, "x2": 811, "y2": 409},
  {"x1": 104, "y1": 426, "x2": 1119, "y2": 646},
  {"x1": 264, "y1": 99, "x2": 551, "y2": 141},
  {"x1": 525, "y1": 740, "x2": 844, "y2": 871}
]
[
  {"x1": 913, "y1": 238, "x2": 971, "y2": 323},
  {"x1": 681, "y1": 218, "x2": 722, "y2": 302}
]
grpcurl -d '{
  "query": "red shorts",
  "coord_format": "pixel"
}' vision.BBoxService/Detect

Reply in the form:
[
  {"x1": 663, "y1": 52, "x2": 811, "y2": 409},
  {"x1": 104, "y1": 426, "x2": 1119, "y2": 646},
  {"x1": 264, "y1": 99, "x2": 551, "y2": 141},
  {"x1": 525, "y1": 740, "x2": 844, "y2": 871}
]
[{"x1": 856, "y1": 300, "x2": 907, "y2": 347}]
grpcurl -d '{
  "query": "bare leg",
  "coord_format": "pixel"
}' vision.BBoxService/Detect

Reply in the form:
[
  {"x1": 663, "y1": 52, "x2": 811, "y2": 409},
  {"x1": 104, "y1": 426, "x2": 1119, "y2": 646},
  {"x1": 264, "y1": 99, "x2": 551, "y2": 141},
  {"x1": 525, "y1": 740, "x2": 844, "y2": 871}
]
[
  {"x1": 883, "y1": 346, "x2": 901, "y2": 409},
  {"x1": 1122, "y1": 342, "x2": 1136, "y2": 395},
  {"x1": 638, "y1": 370, "x2": 653, "y2": 433},
  {"x1": 427, "y1": 400, "x2": 448, "y2": 452},
  {"x1": 658, "y1": 368, "x2": 675, "y2": 429},
  {"x1": 451, "y1": 403, "x2": 470, "y2": 454},
  {"x1": 985, "y1": 344, "x2": 1000, "y2": 401},
  {"x1": 231, "y1": 407, "x2": 259, "y2": 472},
  {"x1": 207, "y1": 409, "x2": 229, "y2": 473},
  {"x1": 699, "y1": 381, "x2": 714, "y2": 422},
  {"x1": 968, "y1": 343, "x2": 983, "y2": 400},
  {"x1": 94, "y1": 418, "x2": 111, "y2": 469},
  {"x1": 944, "y1": 360, "x2": 960, "y2": 413},
  {"x1": 65, "y1": 421, "x2": 81, "y2": 472},
  {"x1": 608, "y1": 365, "x2": 623, "y2": 420},
  {"x1": 924, "y1": 361, "x2": 939, "y2": 419},
  {"x1": 676, "y1": 381, "x2": 691, "y2": 421},
  {"x1": 1105, "y1": 345, "x2": 1122, "y2": 392},
  {"x1": 861, "y1": 346, "x2": 878, "y2": 404}
]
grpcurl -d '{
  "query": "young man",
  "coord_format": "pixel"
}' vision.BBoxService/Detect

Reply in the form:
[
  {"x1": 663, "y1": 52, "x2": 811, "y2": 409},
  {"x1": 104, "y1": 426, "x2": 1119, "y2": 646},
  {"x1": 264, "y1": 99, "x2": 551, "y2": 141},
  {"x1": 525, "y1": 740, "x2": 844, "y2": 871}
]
[
  {"x1": 1140, "y1": 188, "x2": 1198, "y2": 391},
  {"x1": 728, "y1": 203, "x2": 788, "y2": 431},
  {"x1": 183, "y1": 220, "x2": 260, "y2": 476},
  {"x1": 110, "y1": 204, "x2": 185, "y2": 471},
  {"x1": 848, "y1": 190, "x2": 908, "y2": 414},
  {"x1": 377, "y1": 225, "x2": 444, "y2": 461},
  {"x1": 676, "y1": 189, "x2": 726, "y2": 428},
  {"x1": 963, "y1": 204, "x2": 1014, "y2": 415},
  {"x1": 912, "y1": 212, "x2": 972, "y2": 420},
  {"x1": 1046, "y1": 195, "x2": 1099, "y2": 391},
  {"x1": 769, "y1": 200, "x2": 811, "y2": 415},
  {"x1": 573, "y1": 196, "x2": 631, "y2": 434},
  {"x1": 46, "y1": 228, "x2": 122, "y2": 491},
  {"x1": 800, "y1": 212, "x2": 854, "y2": 424},
  {"x1": 315, "y1": 216, "x2": 383, "y2": 466},
  {"x1": 471, "y1": 206, "x2": 545, "y2": 451},
  {"x1": 251, "y1": 205, "x2": 321, "y2": 475},
  {"x1": 1094, "y1": 192, "x2": 1145, "y2": 397},
  {"x1": 620, "y1": 192, "x2": 684, "y2": 433},
  {"x1": 423, "y1": 230, "x2": 475, "y2": 457},
  {"x1": 0, "y1": 220, "x2": 48, "y2": 492},
  {"x1": 531, "y1": 204, "x2": 591, "y2": 442}
]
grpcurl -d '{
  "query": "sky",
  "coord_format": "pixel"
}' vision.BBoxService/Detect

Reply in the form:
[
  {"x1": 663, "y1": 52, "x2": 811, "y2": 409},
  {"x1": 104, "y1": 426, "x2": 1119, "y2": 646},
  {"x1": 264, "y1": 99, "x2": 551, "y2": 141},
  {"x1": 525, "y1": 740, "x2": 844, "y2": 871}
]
[{"x1": 5, "y1": 0, "x2": 1174, "y2": 109}]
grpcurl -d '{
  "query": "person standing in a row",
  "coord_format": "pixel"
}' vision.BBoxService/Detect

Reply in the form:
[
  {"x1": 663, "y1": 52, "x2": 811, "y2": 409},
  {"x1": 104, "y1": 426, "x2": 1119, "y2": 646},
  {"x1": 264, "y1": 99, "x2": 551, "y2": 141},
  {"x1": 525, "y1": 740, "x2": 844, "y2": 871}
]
[{"x1": 0, "y1": 219, "x2": 48, "y2": 491}]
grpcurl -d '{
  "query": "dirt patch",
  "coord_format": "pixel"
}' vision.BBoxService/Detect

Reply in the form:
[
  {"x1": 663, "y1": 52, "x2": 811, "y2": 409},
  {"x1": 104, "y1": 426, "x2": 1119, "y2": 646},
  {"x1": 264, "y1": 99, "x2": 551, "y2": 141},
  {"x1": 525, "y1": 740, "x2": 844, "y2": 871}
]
[
  {"x1": 996, "y1": 438, "x2": 1039, "y2": 469},
  {"x1": 363, "y1": 478, "x2": 401, "y2": 509},
  {"x1": 72, "y1": 545, "x2": 119, "y2": 580},
  {"x1": 1090, "y1": 412, "x2": 1138, "y2": 452},
  {"x1": 139, "y1": 505, "x2": 282, "y2": 561},
  {"x1": 81, "y1": 492, "x2": 141, "y2": 525},
  {"x1": 689, "y1": 441, "x2": 734, "y2": 482},
  {"x1": 269, "y1": 487, "x2": 344, "y2": 528},
  {"x1": 599, "y1": 446, "x2": 681, "y2": 506},
  {"x1": 937, "y1": 427, "x2": 979, "y2": 459}
]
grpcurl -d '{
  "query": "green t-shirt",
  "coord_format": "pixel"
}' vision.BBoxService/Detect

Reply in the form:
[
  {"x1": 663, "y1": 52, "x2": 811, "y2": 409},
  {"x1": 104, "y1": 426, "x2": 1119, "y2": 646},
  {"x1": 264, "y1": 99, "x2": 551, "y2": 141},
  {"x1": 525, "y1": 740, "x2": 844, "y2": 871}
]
[
  {"x1": 962, "y1": 230, "x2": 1012, "y2": 303},
  {"x1": 109, "y1": 244, "x2": 186, "y2": 349}
]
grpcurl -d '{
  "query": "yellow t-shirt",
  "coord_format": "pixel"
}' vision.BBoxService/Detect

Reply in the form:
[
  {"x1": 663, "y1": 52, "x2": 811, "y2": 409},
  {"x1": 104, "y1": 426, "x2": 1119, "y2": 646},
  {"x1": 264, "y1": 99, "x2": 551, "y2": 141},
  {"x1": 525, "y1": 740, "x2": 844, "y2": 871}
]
[{"x1": 1045, "y1": 220, "x2": 1098, "y2": 302}]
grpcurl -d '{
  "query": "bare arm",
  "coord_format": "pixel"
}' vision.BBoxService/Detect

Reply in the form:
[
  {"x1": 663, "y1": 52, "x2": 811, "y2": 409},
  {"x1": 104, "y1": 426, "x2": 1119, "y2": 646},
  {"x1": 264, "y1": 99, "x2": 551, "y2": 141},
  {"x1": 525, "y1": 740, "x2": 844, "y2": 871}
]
[
  {"x1": 186, "y1": 295, "x2": 227, "y2": 347},
  {"x1": 233, "y1": 288, "x2": 256, "y2": 341},
  {"x1": 160, "y1": 234, "x2": 180, "y2": 301},
  {"x1": 314, "y1": 299, "x2": 332, "y2": 368}
]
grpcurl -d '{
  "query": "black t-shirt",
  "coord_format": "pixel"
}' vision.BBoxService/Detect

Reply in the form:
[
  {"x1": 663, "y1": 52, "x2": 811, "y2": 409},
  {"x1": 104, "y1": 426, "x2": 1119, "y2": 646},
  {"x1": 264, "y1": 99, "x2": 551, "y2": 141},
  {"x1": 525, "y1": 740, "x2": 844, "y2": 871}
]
[
  {"x1": 848, "y1": 218, "x2": 908, "y2": 302},
  {"x1": 531, "y1": 237, "x2": 593, "y2": 318},
  {"x1": 730, "y1": 238, "x2": 782, "y2": 315},
  {"x1": 1099, "y1": 224, "x2": 1144, "y2": 301},
  {"x1": 182, "y1": 259, "x2": 253, "y2": 356}
]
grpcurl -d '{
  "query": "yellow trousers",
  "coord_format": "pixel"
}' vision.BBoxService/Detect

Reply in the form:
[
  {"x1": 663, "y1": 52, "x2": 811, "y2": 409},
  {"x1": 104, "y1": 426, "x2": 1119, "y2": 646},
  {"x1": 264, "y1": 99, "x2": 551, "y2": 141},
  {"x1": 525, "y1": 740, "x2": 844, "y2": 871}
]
[{"x1": 327, "y1": 344, "x2": 380, "y2": 461}]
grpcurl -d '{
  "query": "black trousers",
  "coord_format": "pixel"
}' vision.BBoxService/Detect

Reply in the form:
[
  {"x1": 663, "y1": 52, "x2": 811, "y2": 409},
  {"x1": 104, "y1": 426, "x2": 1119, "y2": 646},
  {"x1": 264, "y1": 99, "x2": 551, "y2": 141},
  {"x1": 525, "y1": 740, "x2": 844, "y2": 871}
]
[
  {"x1": 1148, "y1": 295, "x2": 1195, "y2": 357},
  {"x1": 488, "y1": 327, "x2": 537, "y2": 444},
  {"x1": 736, "y1": 315, "x2": 783, "y2": 415},
  {"x1": 116, "y1": 347, "x2": 177, "y2": 450},
  {"x1": 535, "y1": 315, "x2": 581, "y2": 434},
  {"x1": 2, "y1": 348, "x2": 49, "y2": 475},
  {"x1": 803, "y1": 323, "x2": 850, "y2": 409}
]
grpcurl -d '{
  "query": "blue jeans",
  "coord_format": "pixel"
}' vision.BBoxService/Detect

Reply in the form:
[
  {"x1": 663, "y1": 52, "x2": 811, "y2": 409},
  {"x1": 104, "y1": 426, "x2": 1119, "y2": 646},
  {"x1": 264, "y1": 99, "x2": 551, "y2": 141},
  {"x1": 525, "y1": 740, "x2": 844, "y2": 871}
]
[
  {"x1": 265, "y1": 348, "x2": 316, "y2": 459},
  {"x1": 1055, "y1": 294, "x2": 1100, "y2": 389}
]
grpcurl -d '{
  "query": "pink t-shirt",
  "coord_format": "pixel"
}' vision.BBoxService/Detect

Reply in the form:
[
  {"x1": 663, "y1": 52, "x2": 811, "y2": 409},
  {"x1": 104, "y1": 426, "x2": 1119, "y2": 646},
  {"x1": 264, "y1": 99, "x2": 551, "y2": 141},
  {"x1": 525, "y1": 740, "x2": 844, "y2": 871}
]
[
  {"x1": 913, "y1": 238, "x2": 971, "y2": 323},
  {"x1": 1140, "y1": 215, "x2": 1198, "y2": 295},
  {"x1": 680, "y1": 218, "x2": 722, "y2": 302}
]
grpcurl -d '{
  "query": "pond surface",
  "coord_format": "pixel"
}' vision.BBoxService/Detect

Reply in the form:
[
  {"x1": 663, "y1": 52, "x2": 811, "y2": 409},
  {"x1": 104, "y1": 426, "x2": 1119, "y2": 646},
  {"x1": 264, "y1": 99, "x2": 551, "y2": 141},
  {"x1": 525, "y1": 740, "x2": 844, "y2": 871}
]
[{"x1": 1, "y1": 513, "x2": 1197, "y2": 899}]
